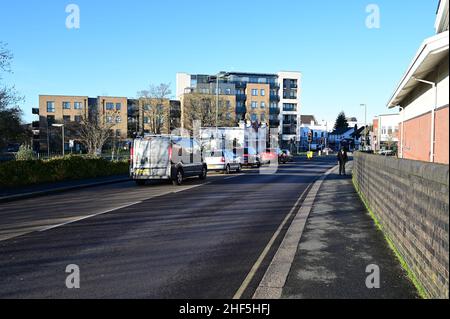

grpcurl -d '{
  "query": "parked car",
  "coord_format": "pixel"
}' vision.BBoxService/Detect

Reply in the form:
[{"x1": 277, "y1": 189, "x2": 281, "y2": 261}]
[
  {"x1": 205, "y1": 149, "x2": 242, "y2": 174},
  {"x1": 279, "y1": 149, "x2": 293, "y2": 163},
  {"x1": 130, "y1": 135, "x2": 207, "y2": 186},
  {"x1": 260, "y1": 148, "x2": 279, "y2": 165},
  {"x1": 236, "y1": 147, "x2": 261, "y2": 168}
]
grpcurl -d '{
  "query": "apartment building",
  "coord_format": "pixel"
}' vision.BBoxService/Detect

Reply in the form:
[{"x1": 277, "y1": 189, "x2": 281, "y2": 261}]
[
  {"x1": 387, "y1": 0, "x2": 449, "y2": 164},
  {"x1": 36, "y1": 95, "x2": 127, "y2": 153},
  {"x1": 176, "y1": 71, "x2": 302, "y2": 147}
]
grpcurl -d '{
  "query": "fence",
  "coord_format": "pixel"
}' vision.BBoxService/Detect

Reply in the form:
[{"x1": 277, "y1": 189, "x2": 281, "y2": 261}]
[{"x1": 353, "y1": 152, "x2": 449, "y2": 299}]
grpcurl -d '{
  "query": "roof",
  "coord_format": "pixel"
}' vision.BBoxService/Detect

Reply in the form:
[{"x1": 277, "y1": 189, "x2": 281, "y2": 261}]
[
  {"x1": 300, "y1": 115, "x2": 317, "y2": 125},
  {"x1": 387, "y1": 31, "x2": 449, "y2": 108}
]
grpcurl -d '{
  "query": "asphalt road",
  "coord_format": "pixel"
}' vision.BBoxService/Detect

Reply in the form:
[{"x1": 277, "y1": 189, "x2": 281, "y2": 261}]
[{"x1": 0, "y1": 157, "x2": 336, "y2": 299}]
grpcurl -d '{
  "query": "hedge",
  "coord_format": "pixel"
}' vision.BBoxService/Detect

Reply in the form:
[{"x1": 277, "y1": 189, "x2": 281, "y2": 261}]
[{"x1": 0, "y1": 156, "x2": 129, "y2": 189}]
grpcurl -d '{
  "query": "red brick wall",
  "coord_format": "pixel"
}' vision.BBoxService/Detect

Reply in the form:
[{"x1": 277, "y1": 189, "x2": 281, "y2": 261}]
[{"x1": 435, "y1": 106, "x2": 449, "y2": 164}]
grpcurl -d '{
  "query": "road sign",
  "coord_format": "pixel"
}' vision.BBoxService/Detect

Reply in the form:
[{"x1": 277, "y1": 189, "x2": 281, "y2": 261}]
[{"x1": 69, "y1": 140, "x2": 74, "y2": 148}]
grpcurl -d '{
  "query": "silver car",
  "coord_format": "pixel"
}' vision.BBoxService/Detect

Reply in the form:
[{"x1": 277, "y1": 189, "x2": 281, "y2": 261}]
[{"x1": 205, "y1": 149, "x2": 242, "y2": 174}]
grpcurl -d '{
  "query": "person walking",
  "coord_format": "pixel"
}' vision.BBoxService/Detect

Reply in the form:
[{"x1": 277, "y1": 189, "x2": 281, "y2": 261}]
[{"x1": 337, "y1": 147, "x2": 348, "y2": 176}]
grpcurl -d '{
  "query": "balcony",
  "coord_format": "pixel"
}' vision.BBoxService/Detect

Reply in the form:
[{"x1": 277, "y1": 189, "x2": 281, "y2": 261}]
[
  {"x1": 270, "y1": 95, "x2": 280, "y2": 102},
  {"x1": 236, "y1": 94, "x2": 247, "y2": 101},
  {"x1": 236, "y1": 106, "x2": 247, "y2": 114},
  {"x1": 269, "y1": 107, "x2": 280, "y2": 115}
]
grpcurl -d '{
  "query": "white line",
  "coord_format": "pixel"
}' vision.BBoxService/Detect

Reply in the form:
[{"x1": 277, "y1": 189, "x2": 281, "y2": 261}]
[
  {"x1": 224, "y1": 174, "x2": 244, "y2": 180},
  {"x1": 39, "y1": 201, "x2": 142, "y2": 232},
  {"x1": 232, "y1": 184, "x2": 312, "y2": 300}
]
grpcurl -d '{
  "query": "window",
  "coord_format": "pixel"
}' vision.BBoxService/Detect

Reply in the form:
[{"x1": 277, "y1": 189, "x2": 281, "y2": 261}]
[
  {"x1": 116, "y1": 103, "x2": 122, "y2": 111},
  {"x1": 226, "y1": 113, "x2": 231, "y2": 120},
  {"x1": 116, "y1": 116, "x2": 122, "y2": 124},
  {"x1": 283, "y1": 103, "x2": 297, "y2": 112},
  {"x1": 270, "y1": 102, "x2": 278, "y2": 109},
  {"x1": 106, "y1": 103, "x2": 114, "y2": 111},
  {"x1": 75, "y1": 115, "x2": 82, "y2": 123},
  {"x1": 261, "y1": 89, "x2": 266, "y2": 96},
  {"x1": 260, "y1": 102, "x2": 266, "y2": 108},
  {"x1": 116, "y1": 130, "x2": 121, "y2": 137},
  {"x1": 226, "y1": 101, "x2": 231, "y2": 108},
  {"x1": 74, "y1": 102, "x2": 83, "y2": 110},
  {"x1": 251, "y1": 113, "x2": 257, "y2": 122},
  {"x1": 63, "y1": 115, "x2": 71, "y2": 123},
  {"x1": 106, "y1": 116, "x2": 113, "y2": 123},
  {"x1": 63, "y1": 102, "x2": 71, "y2": 110},
  {"x1": 144, "y1": 117, "x2": 149, "y2": 124},
  {"x1": 144, "y1": 104, "x2": 151, "y2": 111},
  {"x1": 260, "y1": 113, "x2": 266, "y2": 122},
  {"x1": 251, "y1": 101, "x2": 258, "y2": 108},
  {"x1": 251, "y1": 89, "x2": 258, "y2": 96},
  {"x1": 47, "y1": 101, "x2": 55, "y2": 113},
  {"x1": 225, "y1": 88, "x2": 232, "y2": 95}
]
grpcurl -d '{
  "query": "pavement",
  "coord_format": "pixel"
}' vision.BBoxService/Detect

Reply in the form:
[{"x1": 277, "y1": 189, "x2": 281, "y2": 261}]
[
  {"x1": 255, "y1": 161, "x2": 419, "y2": 299},
  {"x1": 0, "y1": 157, "x2": 419, "y2": 299}
]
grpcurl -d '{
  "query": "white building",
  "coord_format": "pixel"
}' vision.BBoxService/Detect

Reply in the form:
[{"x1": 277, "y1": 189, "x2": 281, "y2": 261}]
[
  {"x1": 298, "y1": 115, "x2": 329, "y2": 150},
  {"x1": 371, "y1": 113, "x2": 400, "y2": 151}
]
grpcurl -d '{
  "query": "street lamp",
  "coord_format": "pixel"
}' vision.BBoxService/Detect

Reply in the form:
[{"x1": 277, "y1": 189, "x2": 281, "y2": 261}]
[
  {"x1": 215, "y1": 72, "x2": 227, "y2": 136},
  {"x1": 360, "y1": 104, "x2": 367, "y2": 150},
  {"x1": 52, "y1": 124, "x2": 65, "y2": 157}
]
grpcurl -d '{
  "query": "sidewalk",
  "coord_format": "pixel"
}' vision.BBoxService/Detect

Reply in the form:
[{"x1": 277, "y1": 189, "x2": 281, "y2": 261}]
[
  {"x1": 0, "y1": 174, "x2": 129, "y2": 203},
  {"x1": 258, "y1": 162, "x2": 420, "y2": 299}
]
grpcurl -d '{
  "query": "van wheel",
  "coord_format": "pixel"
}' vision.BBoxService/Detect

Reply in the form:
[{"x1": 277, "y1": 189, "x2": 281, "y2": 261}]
[
  {"x1": 135, "y1": 180, "x2": 146, "y2": 186},
  {"x1": 226, "y1": 165, "x2": 231, "y2": 175},
  {"x1": 236, "y1": 164, "x2": 242, "y2": 173},
  {"x1": 199, "y1": 166, "x2": 207, "y2": 180},
  {"x1": 173, "y1": 169, "x2": 184, "y2": 186}
]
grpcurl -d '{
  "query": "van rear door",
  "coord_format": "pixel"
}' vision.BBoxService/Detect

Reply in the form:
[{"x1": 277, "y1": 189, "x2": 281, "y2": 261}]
[{"x1": 133, "y1": 137, "x2": 171, "y2": 178}]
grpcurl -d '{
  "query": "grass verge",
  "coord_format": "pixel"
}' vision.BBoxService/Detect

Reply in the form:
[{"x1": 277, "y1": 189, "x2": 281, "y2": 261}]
[{"x1": 352, "y1": 177, "x2": 428, "y2": 299}]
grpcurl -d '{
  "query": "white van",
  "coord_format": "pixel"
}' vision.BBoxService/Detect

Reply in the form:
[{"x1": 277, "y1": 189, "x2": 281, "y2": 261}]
[{"x1": 130, "y1": 135, "x2": 207, "y2": 186}]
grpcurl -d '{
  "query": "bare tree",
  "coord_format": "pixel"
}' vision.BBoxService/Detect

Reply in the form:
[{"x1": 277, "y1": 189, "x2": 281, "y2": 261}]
[
  {"x1": 182, "y1": 93, "x2": 235, "y2": 131},
  {"x1": 78, "y1": 110, "x2": 117, "y2": 156},
  {"x1": 137, "y1": 83, "x2": 172, "y2": 134}
]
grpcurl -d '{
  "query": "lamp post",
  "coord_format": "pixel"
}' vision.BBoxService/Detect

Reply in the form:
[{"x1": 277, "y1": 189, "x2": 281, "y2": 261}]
[
  {"x1": 215, "y1": 72, "x2": 227, "y2": 137},
  {"x1": 360, "y1": 104, "x2": 367, "y2": 150},
  {"x1": 52, "y1": 124, "x2": 65, "y2": 157}
]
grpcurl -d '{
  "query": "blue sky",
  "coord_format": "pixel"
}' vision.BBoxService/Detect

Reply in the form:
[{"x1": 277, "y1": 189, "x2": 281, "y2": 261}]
[{"x1": 0, "y1": 0, "x2": 439, "y2": 125}]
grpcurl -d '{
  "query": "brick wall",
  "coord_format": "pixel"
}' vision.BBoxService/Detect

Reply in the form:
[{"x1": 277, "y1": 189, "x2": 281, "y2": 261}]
[{"x1": 353, "y1": 152, "x2": 449, "y2": 299}]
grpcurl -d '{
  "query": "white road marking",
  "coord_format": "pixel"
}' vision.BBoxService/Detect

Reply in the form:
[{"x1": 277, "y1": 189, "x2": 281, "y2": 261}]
[
  {"x1": 232, "y1": 184, "x2": 312, "y2": 299},
  {"x1": 224, "y1": 174, "x2": 244, "y2": 180}
]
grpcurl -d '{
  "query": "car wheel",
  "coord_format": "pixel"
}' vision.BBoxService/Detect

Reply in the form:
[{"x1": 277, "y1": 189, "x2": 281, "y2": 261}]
[
  {"x1": 226, "y1": 165, "x2": 231, "y2": 175},
  {"x1": 199, "y1": 166, "x2": 207, "y2": 180},
  {"x1": 236, "y1": 164, "x2": 242, "y2": 173},
  {"x1": 173, "y1": 169, "x2": 184, "y2": 186}
]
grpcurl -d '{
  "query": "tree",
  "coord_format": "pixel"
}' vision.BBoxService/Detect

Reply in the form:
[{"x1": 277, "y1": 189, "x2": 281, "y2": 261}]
[
  {"x1": 0, "y1": 42, "x2": 25, "y2": 149},
  {"x1": 78, "y1": 109, "x2": 117, "y2": 156},
  {"x1": 334, "y1": 112, "x2": 349, "y2": 131},
  {"x1": 182, "y1": 93, "x2": 235, "y2": 131},
  {"x1": 137, "y1": 83, "x2": 172, "y2": 135}
]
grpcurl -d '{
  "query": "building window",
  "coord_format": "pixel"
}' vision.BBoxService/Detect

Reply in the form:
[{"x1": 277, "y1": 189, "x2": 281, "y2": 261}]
[
  {"x1": 116, "y1": 116, "x2": 122, "y2": 124},
  {"x1": 251, "y1": 101, "x2": 258, "y2": 108},
  {"x1": 74, "y1": 102, "x2": 83, "y2": 110},
  {"x1": 116, "y1": 130, "x2": 121, "y2": 137},
  {"x1": 106, "y1": 103, "x2": 115, "y2": 111},
  {"x1": 283, "y1": 103, "x2": 297, "y2": 112},
  {"x1": 75, "y1": 115, "x2": 82, "y2": 123},
  {"x1": 270, "y1": 102, "x2": 278, "y2": 109},
  {"x1": 251, "y1": 113, "x2": 257, "y2": 122},
  {"x1": 251, "y1": 89, "x2": 258, "y2": 96},
  {"x1": 106, "y1": 116, "x2": 113, "y2": 123},
  {"x1": 63, "y1": 102, "x2": 71, "y2": 110},
  {"x1": 226, "y1": 100, "x2": 231, "y2": 108},
  {"x1": 144, "y1": 117, "x2": 149, "y2": 124},
  {"x1": 261, "y1": 89, "x2": 266, "y2": 96},
  {"x1": 63, "y1": 115, "x2": 71, "y2": 123},
  {"x1": 225, "y1": 88, "x2": 232, "y2": 95},
  {"x1": 260, "y1": 102, "x2": 266, "y2": 108},
  {"x1": 261, "y1": 113, "x2": 266, "y2": 122},
  {"x1": 47, "y1": 101, "x2": 55, "y2": 113},
  {"x1": 226, "y1": 113, "x2": 231, "y2": 120},
  {"x1": 144, "y1": 104, "x2": 151, "y2": 111},
  {"x1": 116, "y1": 103, "x2": 122, "y2": 111}
]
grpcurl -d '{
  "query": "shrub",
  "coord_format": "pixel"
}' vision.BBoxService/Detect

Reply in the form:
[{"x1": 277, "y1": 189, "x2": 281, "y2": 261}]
[
  {"x1": 15, "y1": 145, "x2": 35, "y2": 161},
  {"x1": 0, "y1": 156, "x2": 129, "y2": 189}
]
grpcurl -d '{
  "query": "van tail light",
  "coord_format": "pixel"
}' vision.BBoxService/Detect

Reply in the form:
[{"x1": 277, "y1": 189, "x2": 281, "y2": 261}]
[
  {"x1": 168, "y1": 145, "x2": 173, "y2": 161},
  {"x1": 220, "y1": 157, "x2": 225, "y2": 163},
  {"x1": 130, "y1": 147, "x2": 134, "y2": 162}
]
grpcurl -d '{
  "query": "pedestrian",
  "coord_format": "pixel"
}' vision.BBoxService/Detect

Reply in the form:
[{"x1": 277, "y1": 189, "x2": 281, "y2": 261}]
[{"x1": 337, "y1": 147, "x2": 348, "y2": 176}]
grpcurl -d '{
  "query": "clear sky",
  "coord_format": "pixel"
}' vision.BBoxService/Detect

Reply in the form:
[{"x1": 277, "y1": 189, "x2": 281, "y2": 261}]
[{"x1": 0, "y1": 0, "x2": 439, "y2": 125}]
